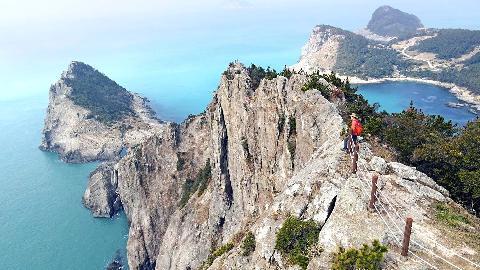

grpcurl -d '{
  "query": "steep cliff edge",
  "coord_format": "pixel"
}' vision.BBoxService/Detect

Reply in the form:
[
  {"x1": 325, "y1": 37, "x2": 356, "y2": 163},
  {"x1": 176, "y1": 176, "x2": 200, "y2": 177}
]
[
  {"x1": 40, "y1": 61, "x2": 165, "y2": 163},
  {"x1": 100, "y1": 62, "x2": 479, "y2": 270}
]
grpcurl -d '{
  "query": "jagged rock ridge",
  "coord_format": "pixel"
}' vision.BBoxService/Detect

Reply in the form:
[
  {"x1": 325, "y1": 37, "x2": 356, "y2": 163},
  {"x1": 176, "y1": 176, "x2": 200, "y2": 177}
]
[
  {"x1": 89, "y1": 63, "x2": 479, "y2": 269},
  {"x1": 40, "y1": 61, "x2": 165, "y2": 163}
]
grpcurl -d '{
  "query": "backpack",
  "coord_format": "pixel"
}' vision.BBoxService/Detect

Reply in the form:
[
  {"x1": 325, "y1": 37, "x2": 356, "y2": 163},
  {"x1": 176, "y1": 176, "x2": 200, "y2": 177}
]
[{"x1": 353, "y1": 120, "x2": 363, "y2": 136}]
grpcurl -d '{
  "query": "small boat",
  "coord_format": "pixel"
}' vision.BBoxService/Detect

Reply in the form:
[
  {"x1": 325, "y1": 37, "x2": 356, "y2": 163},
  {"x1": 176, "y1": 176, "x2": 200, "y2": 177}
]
[{"x1": 446, "y1": 102, "x2": 465, "y2": 108}]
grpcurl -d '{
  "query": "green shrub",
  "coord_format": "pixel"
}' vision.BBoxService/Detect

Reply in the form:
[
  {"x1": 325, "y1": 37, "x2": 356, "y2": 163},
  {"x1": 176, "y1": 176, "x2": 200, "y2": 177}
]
[
  {"x1": 287, "y1": 116, "x2": 297, "y2": 165},
  {"x1": 414, "y1": 120, "x2": 480, "y2": 214},
  {"x1": 197, "y1": 159, "x2": 212, "y2": 196},
  {"x1": 287, "y1": 140, "x2": 296, "y2": 164},
  {"x1": 435, "y1": 203, "x2": 470, "y2": 227},
  {"x1": 178, "y1": 159, "x2": 212, "y2": 208},
  {"x1": 222, "y1": 70, "x2": 234, "y2": 80},
  {"x1": 200, "y1": 242, "x2": 235, "y2": 269},
  {"x1": 265, "y1": 66, "x2": 278, "y2": 80},
  {"x1": 247, "y1": 64, "x2": 266, "y2": 89},
  {"x1": 176, "y1": 152, "x2": 186, "y2": 171},
  {"x1": 241, "y1": 231, "x2": 256, "y2": 256},
  {"x1": 278, "y1": 113, "x2": 286, "y2": 134},
  {"x1": 178, "y1": 178, "x2": 195, "y2": 208},
  {"x1": 383, "y1": 107, "x2": 456, "y2": 162},
  {"x1": 275, "y1": 216, "x2": 321, "y2": 270},
  {"x1": 66, "y1": 62, "x2": 134, "y2": 124},
  {"x1": 280, "y1": 66, "x2": 293, "y2": 79},
  {"x1": 331, "y1": 240, "x2": 388, "y2": 270},
  {"x1": 241, "y1": 136, "x2": 252, "y2": 162},
  {"x1": 288, "y1": 117, "x2": 296, "y2": 136},
  {"x1": 301, "y1": 72, "x2": 330, "y2": 98}
]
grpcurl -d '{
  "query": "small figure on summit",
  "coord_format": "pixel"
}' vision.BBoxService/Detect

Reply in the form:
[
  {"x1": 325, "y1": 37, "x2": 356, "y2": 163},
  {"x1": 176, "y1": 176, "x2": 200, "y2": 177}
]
[{"x1": 342, "y1": 113, "x2": 363, "y2": 152}]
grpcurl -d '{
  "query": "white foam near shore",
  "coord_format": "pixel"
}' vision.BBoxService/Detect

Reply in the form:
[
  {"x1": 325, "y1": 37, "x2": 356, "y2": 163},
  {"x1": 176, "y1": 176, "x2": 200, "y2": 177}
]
[{"x1": 344, "y1": 75, "x2": 480, "y2": 111}]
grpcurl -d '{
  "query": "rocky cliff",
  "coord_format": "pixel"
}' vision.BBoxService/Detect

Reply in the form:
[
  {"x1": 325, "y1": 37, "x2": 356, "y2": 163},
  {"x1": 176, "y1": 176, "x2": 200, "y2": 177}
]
[
  {"x1": 366, "y1": 5, "x2": 423, "y2": 38},
  {"x1": 40, "y1": 61, "x2": 165, "y2": 163},
  {"x1": 90, "y1": 63, "x2": 479, "y2": 269}
]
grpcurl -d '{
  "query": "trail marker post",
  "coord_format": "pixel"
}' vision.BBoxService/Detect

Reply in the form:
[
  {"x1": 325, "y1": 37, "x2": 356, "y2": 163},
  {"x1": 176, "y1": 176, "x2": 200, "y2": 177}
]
[
  {"x1": 369, "y1": 175, "x2": 378, "y2": 209},
  {"x1": 352, "y1": 143, "x2": 359, "y2": 174},
  {"x1": 401, "y1": 217, "x2": 413, "y2": 256}
]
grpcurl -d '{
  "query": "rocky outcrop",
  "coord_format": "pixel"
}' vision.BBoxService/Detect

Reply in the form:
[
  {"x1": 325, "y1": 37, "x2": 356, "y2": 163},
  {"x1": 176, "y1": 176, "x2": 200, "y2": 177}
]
[
  {"x1": 40, "y1": 61, "x2": 165, "y2": 163},
  {"x1": 82, "y1": 162, "x2": 122, "y2": 217},
  {"x1": 292, "y1": 25, "x2": 346, "y2": 73},
  {"x1": 367, "y1": 5, "x2": 423, "y2": 38},
  {"x1": 98, "y1": 62, "x2": 479, "y2": 270}
]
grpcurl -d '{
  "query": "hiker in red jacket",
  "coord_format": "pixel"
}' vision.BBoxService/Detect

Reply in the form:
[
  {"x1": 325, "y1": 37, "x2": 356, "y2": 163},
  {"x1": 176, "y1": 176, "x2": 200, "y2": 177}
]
[{"x1": 343, "y1": 113, "x2": 363, "y2": 152}]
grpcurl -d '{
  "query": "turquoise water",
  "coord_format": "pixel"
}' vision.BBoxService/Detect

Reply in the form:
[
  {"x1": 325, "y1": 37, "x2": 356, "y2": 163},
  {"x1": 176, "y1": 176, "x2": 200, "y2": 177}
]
[
  {"x1": 0, "y1": 98, "x2": 129, "y2": 270},
  {"x1": 357, "y1": 81, "x2": 478, "y2": 125}
]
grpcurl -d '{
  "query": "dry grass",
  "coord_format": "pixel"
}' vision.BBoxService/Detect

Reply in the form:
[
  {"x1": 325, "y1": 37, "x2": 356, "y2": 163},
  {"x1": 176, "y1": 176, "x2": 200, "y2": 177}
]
[{"x1": 366, "y1": 137, "x2": 397, "y2": 162}]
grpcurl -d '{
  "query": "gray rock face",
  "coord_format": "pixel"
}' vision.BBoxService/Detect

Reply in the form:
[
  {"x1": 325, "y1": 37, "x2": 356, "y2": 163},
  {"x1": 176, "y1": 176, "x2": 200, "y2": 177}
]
[
  {"x1": 82, "y1": 162, "x2": 122, "y2": 217},
  {"x1": 40, "y1": 61, "x2": 165, "y2": 163},
  {"x1": 367, "y1": 5, "x2": 423, "y2": 38},
  {"x1": 292, "y1": 25, "x2": 348, "y2": 73},
  {"x1": 96, "y1": 63, "x2": 477, "y2": 270},
  {"x1": 369, "y1": 156, "x2": 388, "y2": 174}
]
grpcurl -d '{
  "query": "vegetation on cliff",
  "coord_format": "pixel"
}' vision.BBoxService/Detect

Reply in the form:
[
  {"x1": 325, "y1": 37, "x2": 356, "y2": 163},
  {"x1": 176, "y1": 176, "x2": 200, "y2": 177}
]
[
  {"x1": 275, "y1": 216, "x2": 321, "y2": 270},
  {"x1": 246, "y1": 64, "x2": 278, "y2": 89},
  {"x1": 65, "y1": 62, "x2": 134, "y2": 124},
  {"x1": 241, "y1": 231, "x2": 256, "y2": 256},
  {"x1": 179, "y1": 159, "x2": 212, "y2": 208},
  {"x1": 331, "y1": 240, "x2": 388, "y2": 270},
  {"x1": 412, "y1": 29, "x2": 480, "y2": 59},
  {"x1": 200, "y1": 242, "x2": 234, "y2": 269},
  {"x1": 334, "y1": 32, "x2": 413, "y2": 78}
]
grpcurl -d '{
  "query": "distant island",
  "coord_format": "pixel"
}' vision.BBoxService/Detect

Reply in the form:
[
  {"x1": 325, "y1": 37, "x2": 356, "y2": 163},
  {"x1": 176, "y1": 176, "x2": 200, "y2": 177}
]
[{"x1": 294, "y1": 5, "x2": 480, "y2": 110}]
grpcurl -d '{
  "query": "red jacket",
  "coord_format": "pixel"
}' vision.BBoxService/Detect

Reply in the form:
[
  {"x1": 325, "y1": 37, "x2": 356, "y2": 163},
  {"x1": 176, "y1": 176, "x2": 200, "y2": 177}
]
[{"x1": 351, "y1": 118, "x2": 362, "y2": 136}]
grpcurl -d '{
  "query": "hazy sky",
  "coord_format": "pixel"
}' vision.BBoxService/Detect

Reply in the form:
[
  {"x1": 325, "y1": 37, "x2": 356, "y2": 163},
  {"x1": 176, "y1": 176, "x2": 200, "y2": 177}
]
[{"x1": 0, "y1": 0, "x2": 478, "y2": 101}]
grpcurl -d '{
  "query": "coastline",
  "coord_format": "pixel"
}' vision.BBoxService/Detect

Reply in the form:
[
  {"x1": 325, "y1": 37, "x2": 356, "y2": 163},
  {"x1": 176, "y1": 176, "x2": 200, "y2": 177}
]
[{"x1": 345, "y1": 75, "x2": 480, "y2": 111}]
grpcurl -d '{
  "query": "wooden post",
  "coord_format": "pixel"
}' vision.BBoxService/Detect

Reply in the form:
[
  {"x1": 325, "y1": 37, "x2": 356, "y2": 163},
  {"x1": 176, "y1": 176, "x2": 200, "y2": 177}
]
[
  {"x1": 369, "y1": 175, "x2": 378, "y2": 209},
  {"x1": 351, "y1": 143, "x2": 359, "y2": 174},
  {"x1": 401, "y1": 217, "x2": 413, "y2": 256}
]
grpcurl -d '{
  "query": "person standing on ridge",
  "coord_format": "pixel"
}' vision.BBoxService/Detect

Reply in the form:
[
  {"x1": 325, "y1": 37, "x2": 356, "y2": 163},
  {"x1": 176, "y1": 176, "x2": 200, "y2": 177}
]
[{"x1": 343, "y1": 113, "x2": 363, "y2": 152}]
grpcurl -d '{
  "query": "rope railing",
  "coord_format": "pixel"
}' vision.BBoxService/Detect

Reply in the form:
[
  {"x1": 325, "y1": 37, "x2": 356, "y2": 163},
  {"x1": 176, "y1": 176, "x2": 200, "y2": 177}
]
[
  {"x1": 354, "y1": 171, "x2": 441, "y2": 269},
  {"x1": 359, "y1": 162, "x2": 480, "y2": 269},
  {"x1": 346, "y1": 142, "x2": 479, "y2": 270}
]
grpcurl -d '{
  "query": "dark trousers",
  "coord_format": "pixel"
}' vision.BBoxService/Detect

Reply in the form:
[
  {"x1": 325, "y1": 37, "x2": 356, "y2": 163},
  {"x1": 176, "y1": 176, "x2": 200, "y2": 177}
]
[{"x1": 343, "y1": 134, "x2": 358, "y2": 150}]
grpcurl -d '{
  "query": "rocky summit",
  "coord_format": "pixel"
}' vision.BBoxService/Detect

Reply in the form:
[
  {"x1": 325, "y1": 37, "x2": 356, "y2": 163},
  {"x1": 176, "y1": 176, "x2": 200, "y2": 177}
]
[
  {"x1": 83, "y1": 62, "x2": 479, "y2": 269},
  {"x1": 40, "y1": 61, "x2": 165, "y2": 163},
  {"x1": 367, "y1": 5, "x2": 423, "y2": 38}
]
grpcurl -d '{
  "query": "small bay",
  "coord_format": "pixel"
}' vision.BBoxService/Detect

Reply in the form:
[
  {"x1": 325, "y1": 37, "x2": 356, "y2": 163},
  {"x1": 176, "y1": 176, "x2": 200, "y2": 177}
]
[{"x1": 356, "y1": 81, "x2": 478, "y2": 125}]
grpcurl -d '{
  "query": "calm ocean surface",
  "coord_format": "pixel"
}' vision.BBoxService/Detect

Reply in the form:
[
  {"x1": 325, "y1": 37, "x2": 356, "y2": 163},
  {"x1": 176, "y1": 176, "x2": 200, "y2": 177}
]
[
  {"x1": 357, "y1": 81, "x2": 478, "y2": 125},
  {"x1": 0, "y1": 64, "x2": 478, "y2": 269},
  {"x1": 0, "y1": 98, "x2": 128, "y2": 270}
]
